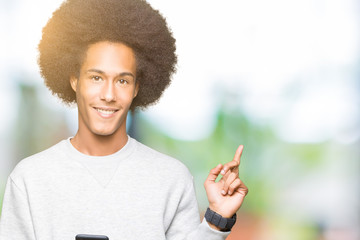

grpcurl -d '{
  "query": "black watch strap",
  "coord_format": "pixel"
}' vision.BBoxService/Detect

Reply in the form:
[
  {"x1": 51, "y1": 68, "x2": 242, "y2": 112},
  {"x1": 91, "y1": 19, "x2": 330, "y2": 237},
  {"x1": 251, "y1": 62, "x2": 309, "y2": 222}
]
[{"x1": 204, "y1": 207, "x2": 236, "y2": 231}]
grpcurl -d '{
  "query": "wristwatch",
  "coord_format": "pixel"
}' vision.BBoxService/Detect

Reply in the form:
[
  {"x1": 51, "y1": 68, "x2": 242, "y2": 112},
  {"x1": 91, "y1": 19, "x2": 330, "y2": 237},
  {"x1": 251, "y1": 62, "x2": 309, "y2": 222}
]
[{"x1": 204, "y1": 207, "x2": 237, "y2": 232}]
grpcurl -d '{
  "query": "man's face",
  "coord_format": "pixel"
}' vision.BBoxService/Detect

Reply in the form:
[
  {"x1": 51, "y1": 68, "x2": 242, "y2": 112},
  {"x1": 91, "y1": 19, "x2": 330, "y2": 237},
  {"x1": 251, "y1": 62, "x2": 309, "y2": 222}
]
[{"x1": 70, "y1": 41, "x2": 139, "y2": 137}]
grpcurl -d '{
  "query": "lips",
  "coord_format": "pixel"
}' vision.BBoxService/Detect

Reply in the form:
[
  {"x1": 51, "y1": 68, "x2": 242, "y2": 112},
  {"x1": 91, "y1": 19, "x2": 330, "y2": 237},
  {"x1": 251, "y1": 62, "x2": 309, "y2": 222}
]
[{"x1": 94, "y1": 107, "x2": 118, "y2": 117}]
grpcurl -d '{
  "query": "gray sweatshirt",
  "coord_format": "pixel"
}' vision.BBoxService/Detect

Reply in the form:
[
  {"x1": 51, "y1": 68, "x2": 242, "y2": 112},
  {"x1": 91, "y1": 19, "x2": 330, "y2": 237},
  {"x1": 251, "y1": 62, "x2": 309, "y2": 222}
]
[{"x1": 0, "y1": 137, "x2": 230, "y2": 240}]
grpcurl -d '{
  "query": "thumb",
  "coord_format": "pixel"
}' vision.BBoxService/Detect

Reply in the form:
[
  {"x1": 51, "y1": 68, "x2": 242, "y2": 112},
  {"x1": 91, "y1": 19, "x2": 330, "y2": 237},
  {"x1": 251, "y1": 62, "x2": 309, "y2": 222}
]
[{"x1": 205, "y1": 164, "x2": 223, "y2": 185}]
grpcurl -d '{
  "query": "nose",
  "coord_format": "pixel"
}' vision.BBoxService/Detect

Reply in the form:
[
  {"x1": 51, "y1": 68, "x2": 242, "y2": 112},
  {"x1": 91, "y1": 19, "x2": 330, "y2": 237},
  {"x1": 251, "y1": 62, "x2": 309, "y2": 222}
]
[{"x1": 100, "y1": 80, "x2": 116, "y2": 102}]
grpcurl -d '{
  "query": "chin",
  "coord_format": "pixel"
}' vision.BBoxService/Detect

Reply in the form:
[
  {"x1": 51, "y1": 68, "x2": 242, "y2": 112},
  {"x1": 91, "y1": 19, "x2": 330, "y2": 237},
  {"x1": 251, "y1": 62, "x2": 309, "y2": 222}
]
[{"x1": 91, "y1": 127, "x2": 118, "y2": 137}]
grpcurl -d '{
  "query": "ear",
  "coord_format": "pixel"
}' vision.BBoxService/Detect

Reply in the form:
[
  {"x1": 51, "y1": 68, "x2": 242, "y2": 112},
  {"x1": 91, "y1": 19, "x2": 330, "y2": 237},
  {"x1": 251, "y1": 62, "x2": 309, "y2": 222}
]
[
  {"x1": 134, "y1": 82, "x2": 140, "y2": 98},
  {"x1": 70, "y1": 76, "x2": 78, "y2": 92}
]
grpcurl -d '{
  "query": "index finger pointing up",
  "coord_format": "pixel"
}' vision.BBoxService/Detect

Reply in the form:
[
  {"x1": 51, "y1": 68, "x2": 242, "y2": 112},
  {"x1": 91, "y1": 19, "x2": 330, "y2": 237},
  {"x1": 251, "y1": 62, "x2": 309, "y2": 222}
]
[
  {"x1": 233, "y1": 145, "x2": 244, "y2": 165},
  {"x1": 220, "y1": 145, "x2": 244, "y2": 176}
]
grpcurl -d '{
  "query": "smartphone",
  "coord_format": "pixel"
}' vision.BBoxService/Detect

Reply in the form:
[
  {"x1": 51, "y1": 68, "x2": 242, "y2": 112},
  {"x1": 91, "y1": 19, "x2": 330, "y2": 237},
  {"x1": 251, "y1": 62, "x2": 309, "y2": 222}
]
[{"x1": 76, "y1": 234, "x2": 109, "y2": 240}]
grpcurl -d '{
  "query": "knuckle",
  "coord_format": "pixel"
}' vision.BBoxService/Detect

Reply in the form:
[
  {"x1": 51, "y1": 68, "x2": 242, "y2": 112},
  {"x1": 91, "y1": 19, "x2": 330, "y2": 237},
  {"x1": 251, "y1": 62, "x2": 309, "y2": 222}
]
[
  {"x1": 232, "y1": 159, "x2": 239, "y2": 165},
  {"x1": 229, "y1": 172, "x2": 237, "y2": 179},
  {"x1": 234, "y1": 178, "x2": 241, "y2": 185},
  {"x1": 226, "y1": 176, "x2": 235, "y2": 185},
  {"x1": 227, "y1": 162, "x2": 235, "y2": 167},
  {"x1": 230, "y1": 179, "x2": 240, "y2": 189}
]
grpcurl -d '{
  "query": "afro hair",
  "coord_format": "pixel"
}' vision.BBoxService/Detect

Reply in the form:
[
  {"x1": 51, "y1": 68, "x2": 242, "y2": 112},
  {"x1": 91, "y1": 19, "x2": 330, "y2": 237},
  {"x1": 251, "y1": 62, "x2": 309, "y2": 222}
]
[{"x1": 38, "y1": 0, "x2": 177, "y2": 110}]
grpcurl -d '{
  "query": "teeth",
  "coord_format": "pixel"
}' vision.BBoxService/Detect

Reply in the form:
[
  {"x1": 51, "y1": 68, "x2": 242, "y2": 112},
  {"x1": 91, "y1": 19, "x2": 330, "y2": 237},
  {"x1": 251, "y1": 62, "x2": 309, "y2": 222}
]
[{"x1": 96, "y1": 108, "x2": 116, "y2": 114}]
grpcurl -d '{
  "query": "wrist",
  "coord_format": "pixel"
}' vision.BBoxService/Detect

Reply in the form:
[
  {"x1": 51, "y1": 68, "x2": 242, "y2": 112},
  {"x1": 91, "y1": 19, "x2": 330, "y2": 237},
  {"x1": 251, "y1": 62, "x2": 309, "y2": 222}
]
[
  {"x1": 204, "y1": 207, "x2": 236, "y2": 232},
  {"x1": 208, "y1": 204, "x2": 234, "y2": 218}
]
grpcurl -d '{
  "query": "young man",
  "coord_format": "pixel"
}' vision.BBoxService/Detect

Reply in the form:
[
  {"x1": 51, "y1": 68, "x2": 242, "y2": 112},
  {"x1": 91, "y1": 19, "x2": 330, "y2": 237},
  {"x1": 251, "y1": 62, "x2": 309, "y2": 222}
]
[{"x1": 0, "y1": 0, "x2": 248, "y2": 239}]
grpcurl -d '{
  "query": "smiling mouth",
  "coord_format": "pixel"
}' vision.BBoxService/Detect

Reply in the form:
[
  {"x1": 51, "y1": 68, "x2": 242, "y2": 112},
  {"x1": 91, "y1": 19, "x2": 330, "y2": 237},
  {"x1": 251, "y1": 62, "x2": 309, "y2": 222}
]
[{"x1": 94, "y1": 107, "x2": 118, "y2": 115}]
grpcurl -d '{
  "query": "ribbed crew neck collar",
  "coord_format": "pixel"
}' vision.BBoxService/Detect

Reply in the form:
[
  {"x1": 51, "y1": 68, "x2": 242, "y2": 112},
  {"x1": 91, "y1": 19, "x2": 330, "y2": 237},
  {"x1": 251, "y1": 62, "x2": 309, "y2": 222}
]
[{"x1": 64, "y1": 135, "x2": 136, "y2": 164}]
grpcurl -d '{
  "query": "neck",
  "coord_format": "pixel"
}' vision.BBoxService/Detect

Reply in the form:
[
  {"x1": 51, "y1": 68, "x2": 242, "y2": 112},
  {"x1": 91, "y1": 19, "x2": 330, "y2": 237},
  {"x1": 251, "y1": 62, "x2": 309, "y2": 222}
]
[{"x1": 70, "y1": 129, "x2": 128, "y2": 156}]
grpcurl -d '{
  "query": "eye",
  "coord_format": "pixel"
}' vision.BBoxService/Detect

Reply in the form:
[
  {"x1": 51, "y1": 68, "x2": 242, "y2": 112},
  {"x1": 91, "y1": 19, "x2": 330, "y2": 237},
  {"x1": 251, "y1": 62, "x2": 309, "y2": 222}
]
[
  {"x1": 91, "y1": 75, "x2": 102, "y2": 81},
  {"x1": 118, "y1": 79, "x2": 128, "y2": 84}
]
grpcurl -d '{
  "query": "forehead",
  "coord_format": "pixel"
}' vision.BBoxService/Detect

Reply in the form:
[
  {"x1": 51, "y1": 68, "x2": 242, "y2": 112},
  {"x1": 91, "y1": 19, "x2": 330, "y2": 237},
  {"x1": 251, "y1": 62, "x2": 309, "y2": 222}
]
[{"x1": 81, "y1": 41, "x2": 136, "y2": 75}]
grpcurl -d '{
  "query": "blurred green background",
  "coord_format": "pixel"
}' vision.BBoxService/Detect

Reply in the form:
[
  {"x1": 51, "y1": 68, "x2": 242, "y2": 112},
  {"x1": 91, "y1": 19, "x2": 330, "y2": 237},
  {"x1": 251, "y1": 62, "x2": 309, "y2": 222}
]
[{"x1": 0, "y1": 0, "x2": 359, "y2": 239}]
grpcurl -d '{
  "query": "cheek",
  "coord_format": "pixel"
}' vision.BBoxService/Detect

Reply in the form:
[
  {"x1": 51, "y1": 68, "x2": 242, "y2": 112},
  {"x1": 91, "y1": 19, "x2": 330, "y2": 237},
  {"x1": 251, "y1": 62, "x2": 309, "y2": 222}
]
[
  {"x1": 118, "y1": 88, "x2": 137, "y2": 101},
  {"x1": 79, "y1": 84, "x2": 98, "y2": 100},
  {"x1": 119, "y1": 92, "x2": 135, "y2": 105}
]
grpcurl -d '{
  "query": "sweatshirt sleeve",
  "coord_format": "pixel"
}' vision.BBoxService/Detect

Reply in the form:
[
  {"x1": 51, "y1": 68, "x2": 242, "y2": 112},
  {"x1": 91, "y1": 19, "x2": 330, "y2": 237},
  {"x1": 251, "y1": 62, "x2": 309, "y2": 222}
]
[
  {"x1": 165, "y1": 178, "x2": 231, "y2": 240},
  {"x1": 0, "y1": 177, "x2": 36, "y2": 240}
]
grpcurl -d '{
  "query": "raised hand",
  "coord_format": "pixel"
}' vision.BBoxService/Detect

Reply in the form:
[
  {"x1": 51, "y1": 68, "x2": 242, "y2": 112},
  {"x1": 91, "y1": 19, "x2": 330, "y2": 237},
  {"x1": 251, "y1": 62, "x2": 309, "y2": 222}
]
[{"x1": 204, "y1": 145, "x2": 248, "y2": 219}]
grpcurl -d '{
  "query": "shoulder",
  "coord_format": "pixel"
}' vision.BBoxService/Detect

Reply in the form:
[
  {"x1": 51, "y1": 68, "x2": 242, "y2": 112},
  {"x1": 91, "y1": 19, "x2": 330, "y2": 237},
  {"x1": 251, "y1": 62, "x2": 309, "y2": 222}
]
[
  {"x1": 10, "y1": 140, "x2": 67, "y2": 183},
  {"x1": 131, "y1": 138, "x2": 193, "y2": 180}
]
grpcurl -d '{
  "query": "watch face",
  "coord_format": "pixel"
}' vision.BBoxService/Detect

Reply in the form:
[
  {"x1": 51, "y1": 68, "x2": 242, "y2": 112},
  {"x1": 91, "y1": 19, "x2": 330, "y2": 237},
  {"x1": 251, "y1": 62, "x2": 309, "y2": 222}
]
[{"x1": 75, "y1": 234, "x2": 109, "y2": 240}]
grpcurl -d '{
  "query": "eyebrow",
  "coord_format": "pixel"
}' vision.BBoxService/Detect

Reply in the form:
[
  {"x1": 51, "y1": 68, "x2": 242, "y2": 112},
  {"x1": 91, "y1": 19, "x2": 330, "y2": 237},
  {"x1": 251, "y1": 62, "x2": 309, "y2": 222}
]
[{"x1": 86, "y1": 68, "x2": 135, "y2": 79}]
